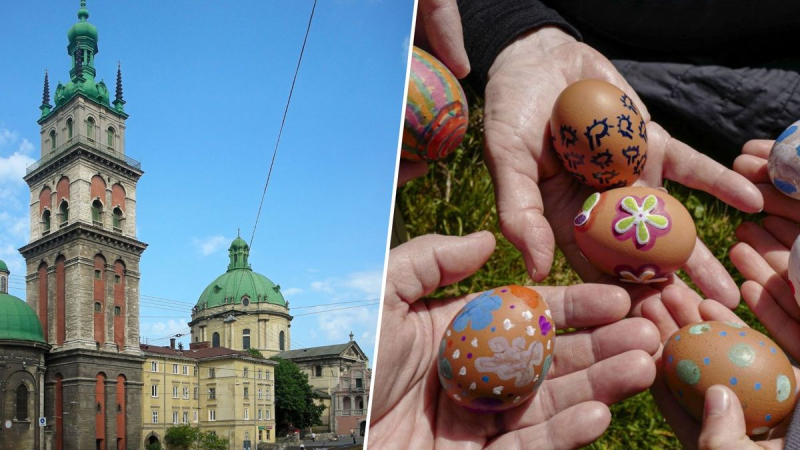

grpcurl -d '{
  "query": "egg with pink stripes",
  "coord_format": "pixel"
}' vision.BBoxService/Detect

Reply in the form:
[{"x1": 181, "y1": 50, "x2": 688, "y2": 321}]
[{"x1": 401, "y1": 47, "x2": 468, "y2": 161}]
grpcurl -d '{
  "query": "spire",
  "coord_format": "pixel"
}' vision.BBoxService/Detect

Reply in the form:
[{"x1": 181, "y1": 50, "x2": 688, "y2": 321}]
[
  {"x1": 113, "y1": 61, "x2": 126, "y2": 113},
  {"x1": 78, "y1": 0, "x2": 89, "y2": 22},
  {"x1": 40, "y1": 70, "x2": 52, "y2": 118}
]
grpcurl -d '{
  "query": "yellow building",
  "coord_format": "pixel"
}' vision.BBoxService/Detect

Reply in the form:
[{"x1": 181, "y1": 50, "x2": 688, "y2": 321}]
[
  {"x1": 140, "y1": 342, "x2": 277, "y2": 449},
  {"x1": 276, "y1": 333, "x2": 370, "y2": 435}
]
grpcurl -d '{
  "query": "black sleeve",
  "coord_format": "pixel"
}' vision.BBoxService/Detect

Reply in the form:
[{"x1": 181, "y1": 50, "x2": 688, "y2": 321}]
[
  {"x1": 457, "y1": 0, "x2": 582, "y2": 90},
  {"x1": 785, "y1": 399, "x2": 800, "y2": 450}
]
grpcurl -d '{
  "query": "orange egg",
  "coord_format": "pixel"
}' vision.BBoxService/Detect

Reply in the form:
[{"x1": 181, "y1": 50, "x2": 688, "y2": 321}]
[
  {"x1": 437, "y1": 285, "x2": 555, "y2": 413},
  {"x1": 663, "y1": 321, "x2": 797, "y2": 436},
  {"x1": 550, "y1": 79, "x2": 648, "y2": 190},
  {"x1": 573, "y1": 187, "x2": 696, "y2": 283}
]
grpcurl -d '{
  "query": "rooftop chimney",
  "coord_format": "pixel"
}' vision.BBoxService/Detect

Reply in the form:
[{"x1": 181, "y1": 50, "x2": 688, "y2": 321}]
[{"x1": 170, "y1": 338, "x2": 176, "y2": 350}]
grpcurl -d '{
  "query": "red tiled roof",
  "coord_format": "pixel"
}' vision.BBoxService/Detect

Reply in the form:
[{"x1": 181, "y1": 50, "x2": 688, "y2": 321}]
[{"x1": 139, "y1": 344, "x2": 257, "y2": 361}]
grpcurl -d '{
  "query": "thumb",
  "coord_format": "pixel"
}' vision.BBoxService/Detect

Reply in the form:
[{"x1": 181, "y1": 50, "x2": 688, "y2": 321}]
[{"x1": 698, "y1": 385, "x2": 753, "y2": 450}]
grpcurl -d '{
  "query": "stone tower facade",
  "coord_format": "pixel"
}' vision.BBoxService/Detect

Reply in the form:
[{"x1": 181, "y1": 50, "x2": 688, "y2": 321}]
[{"x1": 18, "y1": 2, "x2": 146, "y2": 449}]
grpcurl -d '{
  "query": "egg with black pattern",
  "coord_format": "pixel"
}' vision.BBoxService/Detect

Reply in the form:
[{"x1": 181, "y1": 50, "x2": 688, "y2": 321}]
[{"x1": 663, "y1": 321, "x2": 797, "y2": 436}]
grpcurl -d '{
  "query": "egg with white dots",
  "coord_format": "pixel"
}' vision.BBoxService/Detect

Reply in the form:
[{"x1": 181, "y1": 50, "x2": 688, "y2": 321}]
[
  {"x1": 663, "y1": 321, "x2": 797, "y2": 435},
  {"x1": 437, "y1": 285, "x2": 555, "y2": 412},
  {"x1": 768, "y1": 120, "x2": 800, "y2": 199}
]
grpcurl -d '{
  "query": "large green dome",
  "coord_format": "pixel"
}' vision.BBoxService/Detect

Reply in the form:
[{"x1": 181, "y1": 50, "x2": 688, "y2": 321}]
[
  {"x1": 196, "y1": 235, "x2": 287, "y2": 310},
  {"x1": 0, "y1": 293, "x2": 46, "y2": 343}
]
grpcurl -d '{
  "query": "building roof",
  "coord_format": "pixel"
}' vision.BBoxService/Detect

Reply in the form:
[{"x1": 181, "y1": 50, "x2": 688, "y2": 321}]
[
  {"x1": 0, "y1": 259, "x2": 7, "y2": 273},
  {"x1": 276, "y1": 340, "x2": 368, "y2": 362},
  {"x1": 0, "y1": 293, "x2": 46, "y2": 343},
  {"x1": 196, "y1": 235, "x2": 286, "y2": 310},
  {"x1": 140, "y1": 343, "x2": 277, "y2": 364}
]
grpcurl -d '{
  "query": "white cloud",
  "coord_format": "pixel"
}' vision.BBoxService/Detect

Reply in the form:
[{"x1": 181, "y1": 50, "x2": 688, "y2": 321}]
[
  {"x1": 310, "y1": 280, "x2": 334, "y2": 293},
  {"x1": 0, "y1": 126, "x2": 35, "y2": 291},
  {"x1": 310, "y1": 269, "x2": 383, "y2": 298},
  {"x1": 401, "y1": 34, "x2": 410, "y2": 66},
  {"x1": 140, "y1": 319, "x2": 190, "y2": 341},
  {"x1": 282, "y1": 287, "x2": 302, "y2": 297},
  {"x1": 315, "y1": 305, "x2": 378, "y2": 342},
  {"x1": 192, "y1": 235, "x2": 228, "y2": 256}
]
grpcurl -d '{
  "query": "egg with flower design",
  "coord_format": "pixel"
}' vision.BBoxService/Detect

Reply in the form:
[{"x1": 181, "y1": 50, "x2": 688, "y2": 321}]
[
  {"x1": 401, "y1": 47, "x2": 468, "y2": 161},
  {"x1": 437, "y1": 285, "x2": 555, "y2": 412},
  {"x1": 573, "y1": 186, "x2": 696, "y2": 283},
  {"x1": 663, "y1": 321, "x2": 797, "y2": 436}
]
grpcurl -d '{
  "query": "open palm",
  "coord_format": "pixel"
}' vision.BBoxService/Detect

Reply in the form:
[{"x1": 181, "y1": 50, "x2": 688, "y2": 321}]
[
  {"x1": 368, "y1": 232, "x2": 659, "y2": 449},
  {"x1": 482, "y1": 27, "x2": 762, "y2": 313}
]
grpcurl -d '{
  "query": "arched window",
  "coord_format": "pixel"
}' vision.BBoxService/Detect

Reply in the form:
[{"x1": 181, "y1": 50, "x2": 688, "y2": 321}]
[
  {"x1": 67, "y1": 118, "x2": 73, "y2": 139},
  {"x1": 107, "y1": 127, "x2": 115, "y2": 148},
  {"x1": 112, "y1": 207, "x2": 123, "y2": 231},
  {"x1": 343, "y1": 396, "x2": 351, "y2": 411},
  {"x1": 92, "y1": 199, "x2": 103, "y2": 226},
  {"x1": 0, "y1": 276, "x2": 6, "y2": 294},
  {"x1": 242, "y1": 329, "x2": 250, "y2": 350},
  {"x1": 42, "y1": 209, "x2": 51, "y2": 234},
  {"x1": 59, "y1": 200, "x2": 69, "y2": 225},
  {"x1": 87, "y1": 117, "x2": 95, "y2": 140},
  {"x1": 50, "y1": 130, "x2": 56, "y2": 150},
  {"x1": 279, "y1": 331, "x2": 285, "y2": 351},
  {"x1": 15, "y1": 384, "x2": 28, "y2": 420},
  {"x1": 212, "y1": 332, "x2": 220, "y2": 348}
]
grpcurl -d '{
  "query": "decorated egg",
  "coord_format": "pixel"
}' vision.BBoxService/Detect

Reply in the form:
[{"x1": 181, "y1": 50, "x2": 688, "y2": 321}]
[
  {"x1": 573, "y1": 186, "x2": 696, "y2": 283},
  {"x1": 788, "y1": 235, "x2": 800, "y2": 306},
  {"x1": 768, "y1": 120, "x2": 800, "y2": 199},
  {"x1": 663, "y1": 321, "x2": 797, "y2": 435},
  {"x1": 550, "y1": 79, "x2": 648, "y2": 190},
  {"x1": 437, "y1": 285, "x2": 555, "y2": 412},
  {"x1": 401, "y1": 46, "x2": 468, "y2": 161}
]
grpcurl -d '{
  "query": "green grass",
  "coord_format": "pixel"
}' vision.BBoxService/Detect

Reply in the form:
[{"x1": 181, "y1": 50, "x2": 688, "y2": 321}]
[{"x1": 396, "y1": 93, "x2": 766, "y2": 449}]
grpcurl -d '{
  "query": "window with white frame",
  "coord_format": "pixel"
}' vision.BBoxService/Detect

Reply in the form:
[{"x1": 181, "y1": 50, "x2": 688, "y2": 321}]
[
  {"x1": 173, "y1": 364, "x2": 178, "y2": 374},
  {"x1": 258, "y1": 369, "x2": 262, "y2": 379},
  {"x1": 151, "y1": 384, "x2": 158, "y2": 398},
  {"x1": 172, "y1": 412, "x2": 178, "y2": 424},
  {"x1": 151, "y1": 361, "x2": 158, "y2": 372},
  {"x1": 244, "y1": 408, "x2": 249, "y2": 420},
  {"x1": 266, "y1": 388, "x2": 272, "y2": 401},
  {"x1": 208, "y1": 387, "x2": 216, "y2": 400},
  {"x1": 266, "y1": 409, "x2": 271, "y2": 420},
  {"x1": 244, "y1": 387, "x2": 249, "y2": 399},
  {"x1": 266, "y1": 371, "x2": 271, "y2": 381},
  {"x1": 193, "y1": 387, "x2": 198, "y2": 400},
  {"x1": 243, "y1": 367, "x2": 249, "y2": 378},
  {"x1": 183, "y1": 365, "x2": 188, "y2": 375},
  {"x1": 209, "y1": 410, "x2": 216, "y2": 421},
  {"x1": 183, "y1": 387, "x2": 189, "y2": 399},
  {"x1": 258, "y1": 389, "x2": 263, "y2": 400},
  {"x1": 183, "y1": 411, "x2": 188, "y2": 424},
  {"x1": 152, "y1": 411, "x2": 158, "y2": 423},
  {"x1": 172, "y1": 386, "x2": 179, "y2": 398},
  {"x1": 209, "y1": 368, "x2": 215, "y2": 378},
  {"x1": 258, "y1": 409, "x2": 263, "y2": 420},
  {"x1": 193, "y1": 366, "x2": 198, "y2": 377},
  {"x1": 194, "y1": 410, "x2": 198, "y2": 422}
]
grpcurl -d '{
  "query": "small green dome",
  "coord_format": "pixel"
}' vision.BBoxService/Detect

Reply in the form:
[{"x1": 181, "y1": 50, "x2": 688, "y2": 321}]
[
  {"x1": 0, "y1": 293, "x2": 46, "y2": 343},
  {"x1": 195, "y1": 235, "x2": 287, "y2": 310},
  {"x1": 67, "y1": 2, "x2": 98, "y2": 44},
  {"x1": 0, "y1": 260, "x2": 8, "y2": 273}
]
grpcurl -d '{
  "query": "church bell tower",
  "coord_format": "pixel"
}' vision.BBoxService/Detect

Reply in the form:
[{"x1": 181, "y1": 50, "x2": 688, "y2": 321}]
[{"x1": 19, "y1": 2, "x2": 145, "y2": 449}]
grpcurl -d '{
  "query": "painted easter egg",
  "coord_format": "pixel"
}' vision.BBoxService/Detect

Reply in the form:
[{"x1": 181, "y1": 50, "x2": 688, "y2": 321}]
[
  {"x1": 663, "y1": 321, "x2": 797, "y2": 435},
  {"x1": 573, "y1": 186, "x2": 696, "y2": 283},
  {"x1": 768, "y1": 120, "x2": 800, "y2": 199},
  {"x1": 401, "y1": 46, "x2": 468, "y2": 161},
  {"x1": 437, "y1": 285, "x2": 555, "y2": 413},
  {"x1": 550, "y1": 79, "x2": 648, "y2": 190},
  {"x1": 788, "y1": 235, "x2": 800, "y2": 306}
]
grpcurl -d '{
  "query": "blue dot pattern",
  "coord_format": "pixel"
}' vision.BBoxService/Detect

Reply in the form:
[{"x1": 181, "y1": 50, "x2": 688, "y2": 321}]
[
  {"x1": 703, "y1": 357, "x2": 710, "y2": 365},
  {"x1": 730, "y1": 377, "x2": 738, "y2": 386},
  {"x1": 777, "y1": 125, "x2": 798, "y2": 143},
  {"x1": 766, "y1": 414, "x2": 772, "y2": 422},
  {"x1": 720, "y1": 331, "x2": 728, "y2": 336},
  {"x1": 482, "y1": 376, "x2": 489, "y2": 383},
  {"x1": 771, "y1": 348, "x2": 777, "y2": 354},
  {"x1": 668, "y1": 355, "x2": 674, "y2": 364},
  {"x1": 739, "y1": 332, "x2": 746, "y2": 336},
  {"x1": 774, "y1": 178, "x2": 798, "y2": 195},
  {"x1": 675, "y1": 335, "x2": 681, "y2": 341},
  {"x1": 755, "y1": 383, "x2": 762, "y2": 390}
]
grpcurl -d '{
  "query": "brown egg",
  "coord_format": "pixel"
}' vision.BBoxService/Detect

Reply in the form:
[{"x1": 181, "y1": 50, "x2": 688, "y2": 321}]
[
  {"x1": 663, "y1": 321, "x2": 797, "y2": 435},
  {"x1": 550, "y1": 79, "x2": 648, "y2": 190},
  {"x1": 573, "y1": 187, "x2": 696, "y2": 283},
  {"x1": 437, "y1": 285, "x2": 555, "y2": 413}
]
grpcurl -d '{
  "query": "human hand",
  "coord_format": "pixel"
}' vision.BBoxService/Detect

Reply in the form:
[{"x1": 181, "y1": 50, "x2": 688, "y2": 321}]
[
  {"x1": 642, "y1": 285, "x2": 798, "y2": 449},
  {"x1": 369, "y1": 232, "x2": 659, "y2": 449},
  {"x1": 414, "y1": 0, "x2": 470, "y2": 78},
  {"x1": 734, "y1": 139, "x2": 800, "y2": 222},
  {"x1": 482, "y1": 26, "x2": 762, "y2": 311}
]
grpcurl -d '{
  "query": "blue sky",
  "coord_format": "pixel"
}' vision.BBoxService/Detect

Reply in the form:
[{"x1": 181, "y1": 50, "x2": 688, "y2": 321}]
[{"x1": 0, "y1": 1, "x2": 413, "y2": 364}]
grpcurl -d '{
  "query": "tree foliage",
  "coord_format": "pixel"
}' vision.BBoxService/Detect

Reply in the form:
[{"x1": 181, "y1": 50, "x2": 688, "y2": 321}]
[
  {"x1": 270, "y1": 357, "x2": 326, "y2": 433},
  {"x1": 163, "y1": 424, "x2": 228, "y2": 450},
  {"x1": 248, "y1": 348, "x2": 265, "y2": 359}
]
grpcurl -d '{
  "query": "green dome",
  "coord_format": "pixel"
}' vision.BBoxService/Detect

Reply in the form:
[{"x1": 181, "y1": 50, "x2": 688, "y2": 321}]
[
  {"x1": 196, "y1": 235, "x2": 287, "y2": 310},
  {"x1": 0, "y1": 293, "x2": 46, "y2": 343},
  {"x1": 0, "y1": 260, "x2": 7, "y2": 273},
  {"x1": 67, "y1": 2, "x2": 98, "y2": 44}
]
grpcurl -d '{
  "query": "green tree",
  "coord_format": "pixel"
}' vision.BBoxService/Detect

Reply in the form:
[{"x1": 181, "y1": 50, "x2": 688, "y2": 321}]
[
  {"x1": 270, "y1": 357, "x2": 326, "y2": 434},
  {"x1": 163, "y1": 425, "x2": 228, "y2": 450},
  {"x1": 164, "y1": 424, "x2": 199, "y2": 450},
  {"x1": 248, "y1": 348, "x2": 265, "y2": 359}
]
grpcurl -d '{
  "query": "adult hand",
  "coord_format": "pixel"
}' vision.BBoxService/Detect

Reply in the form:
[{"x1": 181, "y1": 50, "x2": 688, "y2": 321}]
[
  {"x1": 482, "y1": 26, "x2": 762, "y2": 311},
  {"x1": 369, "y1": 232, "x2": 659, "y2": 449},
  {"x1": 734, "y1": 139, "x2": 800, "y2": 222},
  {"x1": 642, "y1": 285, "x2": 798, "y2": 449},
  {"x1": 414, "y1": 0, "x2": 470, "y2": 78}
]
